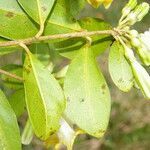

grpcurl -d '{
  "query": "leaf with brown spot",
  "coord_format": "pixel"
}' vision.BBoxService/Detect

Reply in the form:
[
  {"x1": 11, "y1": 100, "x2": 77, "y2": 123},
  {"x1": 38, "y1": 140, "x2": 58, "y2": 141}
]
[
  {"x1": 5, "y1": 12, "x2": 14, "y2": 18},
  {"x1": 109, "y1": 41, "x2": 134, "y2": 92},
  {"x1": 18, "y1": 0, "x2": 56, "y2": 25},
  {"x1": 0, "y1": 0, "x2": 38, "y2": 39},
  {"x1": 64, "y1": 45, "x2": 111, "y2": 138}
]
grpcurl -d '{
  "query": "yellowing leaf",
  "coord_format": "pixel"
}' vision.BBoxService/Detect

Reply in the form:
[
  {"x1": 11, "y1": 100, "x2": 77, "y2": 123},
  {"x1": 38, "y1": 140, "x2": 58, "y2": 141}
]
[
  {"x1": 64, "y1": 46, "x2": 111, "y2": 138},
  {"x1": 23, "y1": 52, "x2": 66, "y2": 140}
]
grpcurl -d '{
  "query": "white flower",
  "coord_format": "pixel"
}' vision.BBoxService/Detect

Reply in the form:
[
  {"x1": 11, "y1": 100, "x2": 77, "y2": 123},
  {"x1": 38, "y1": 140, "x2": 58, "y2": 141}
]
[
  {"x1": 140, "y1": 28, "x2": 150, "y2": 50},
  {"x1": 130, "y1": 60, "x2": 150, "y2": 99},
  {"x1": 137, "y1": 28, "x2": 150, "y2": 66},
  {"x1": 57, "y1": 119, "x2": 79, "y2": 150},
  {"x1": 123, "y1": 45, "x2": 150, "y2": 99}
]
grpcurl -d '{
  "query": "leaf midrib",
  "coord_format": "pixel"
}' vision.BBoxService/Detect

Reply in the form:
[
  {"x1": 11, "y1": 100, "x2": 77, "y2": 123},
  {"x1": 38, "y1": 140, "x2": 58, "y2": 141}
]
[
  {"x1": 83, "y1": 48, "x2": 97, "y2": 128},
  {"x1": 30, "y1": 56, "x2": 48, "y2": 137}
]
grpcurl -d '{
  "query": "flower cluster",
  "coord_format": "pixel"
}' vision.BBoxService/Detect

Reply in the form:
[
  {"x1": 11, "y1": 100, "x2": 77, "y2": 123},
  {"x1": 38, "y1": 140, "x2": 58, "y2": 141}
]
[{"x1": 116, "y1": 0, "x2": 150, "y2": 99}]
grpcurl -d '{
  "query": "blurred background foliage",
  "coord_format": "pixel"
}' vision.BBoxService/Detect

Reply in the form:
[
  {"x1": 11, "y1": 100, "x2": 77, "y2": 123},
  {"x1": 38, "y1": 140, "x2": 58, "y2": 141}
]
[{"x1": 0, "y1": 0, "x2": 150, "y2": 150}]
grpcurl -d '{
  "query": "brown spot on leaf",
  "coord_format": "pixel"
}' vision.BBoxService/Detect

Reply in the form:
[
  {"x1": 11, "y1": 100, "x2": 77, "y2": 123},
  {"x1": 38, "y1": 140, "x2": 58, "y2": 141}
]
[
  {"x1": 41, "y1": 6, "x2": 47, "y2": 12},
  {"x1": 67, "y1": 97, "x2": 70, "y2": 102},
  {"x1": 101, "y1": 84, "x2": 106, "y2": 90},
  {"x1": 73, "y1": 124, "x2": 78, "y2": 130},
  {"x1": 80, "y1": 98, "x2": 85, "y2": 103},
  {"x1": 71, "y1": 18, "x2": 75, "y2": 22},
  {"x1": 50, "y1": 131, "x2": 55, "y2": 136},
  {"x1": 5, "y1": 12, "x2": 14, "y2": 18},
  {"x1": 118, "y1": 78, "x2": 123, "y2": 83}
]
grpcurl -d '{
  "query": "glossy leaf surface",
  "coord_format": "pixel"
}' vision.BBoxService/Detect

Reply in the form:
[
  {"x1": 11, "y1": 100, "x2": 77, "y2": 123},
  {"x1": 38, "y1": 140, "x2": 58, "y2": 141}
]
[
  {"x1": 44, "y1": 0, "x2": 81, "y2": 35},
  {"x1": 18, "y1": 0, "x2": 56, "y2": 24},
  {"x1": 23, "y1": 52, "x2": 65, "y2": 140},
  {"x1": 0, "y1": 0, "x2": 38, "y2": 39}
]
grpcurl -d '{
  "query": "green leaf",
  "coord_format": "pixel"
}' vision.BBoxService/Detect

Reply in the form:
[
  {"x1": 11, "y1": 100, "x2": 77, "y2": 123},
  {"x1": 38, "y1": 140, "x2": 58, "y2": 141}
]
[
  {"x1": 64, "y1": 45, "x2": 111, "y2": 138},
  {"x1": 109, "y1": 41, "x2": 134, "y2": 92},
  {"x1": 49, "y1": 38, "x2": 86, "y2": 59},
  {"x1": 18, "y1": 0, "x2": 56, "y2": 24},
  {"x1": 22, "y1": 43, "x2": 51, "y2": 66},
  {"x1": 44, "y1": 0, "x2": 81, "y2": 35},
  {"x1": 29, "y1": 43, "x2": 51, "y2": 66},
  {"x1": 51, "y1": 18, "x2": 112, "y2": 59},
  {"x1": 1, "y1": 64, "x2": 23, "y2": 90},
  {"x1": 8, "y1": 89, "x2": 25, "y2": 118},
  {"x1": 23, "y1": 52, "x2": 66, "y2": 140},
  {"x1": 0, "y1": 0, "x2": 38, "y2": 39},
  {"x1": 0, "y1": 89, "x2": 21, "y2": 150},
  {"x1": 69, "y1": 0, "x2": 86, "y2": 18},
  {"x1": 79, "y1": 18, "x2": 112, "y2": 56}
]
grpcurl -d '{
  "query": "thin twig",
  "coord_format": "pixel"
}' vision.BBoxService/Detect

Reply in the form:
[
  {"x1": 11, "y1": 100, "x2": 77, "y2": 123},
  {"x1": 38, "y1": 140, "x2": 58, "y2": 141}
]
[
  {"x1": 0, "y1": 29, "x2": 116, "y2": 81},
  {"x1": 19, "y1": 43, "x2": 31, "y2": 55},
  {"x1": 0, "y1": 69, "x2": 24, "y2": 82},
  {"x1": 0, "y1": 30, "x2": 114, "y2": 47}
]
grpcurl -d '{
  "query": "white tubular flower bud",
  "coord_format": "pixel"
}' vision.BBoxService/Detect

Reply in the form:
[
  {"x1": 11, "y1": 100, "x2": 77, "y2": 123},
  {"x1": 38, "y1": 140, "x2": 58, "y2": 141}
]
[
  {"x1": 124, "y1": 46, "x2": 135, "y2": 62},
  {"x1": 136, "y1": 29, "x2": 150, "y2": 66},
  {"x1": 140, "y1": 28, "x2": 150, "y2": 51},
  {"x1": 122, "y1": 0, "x2": 137, "y2": 17},
  {"x1": 137, "y1": 45, "x2": 150, "y2": 66},
  {"x1": 137, "y1": 3, "x2": 149, "y2": 22},
  {"x1": 130, "y1": 37, "x2": 141, "y2": 48},
  {"x1": 126, "y1": 4, "x2": 143, "y2": 25},
  {"x1": 123, "y1": 45, "x2": 150, "y2": 99},
  {"x1": 129, "y1": 30, "x2": 139, "y2": 38},
  {"x1": 130, "y1": 60, "x2": 150, "y2": 99},
  {"x1": 57, "y1": 119, "x2": 78, "y2": 150},
  {"x1": 126, "y1": 2, "x2": 149, "y2": 26},
  {"x1": 129, "y1": 33, "x2": 150, "y2": 66}
]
